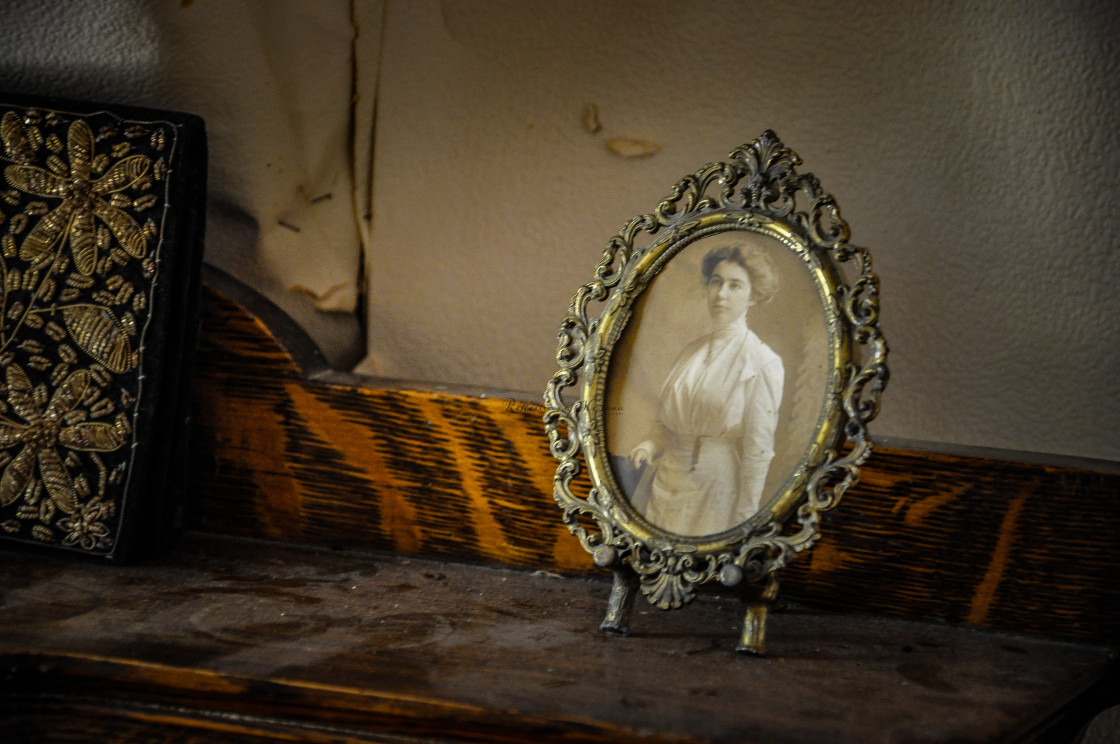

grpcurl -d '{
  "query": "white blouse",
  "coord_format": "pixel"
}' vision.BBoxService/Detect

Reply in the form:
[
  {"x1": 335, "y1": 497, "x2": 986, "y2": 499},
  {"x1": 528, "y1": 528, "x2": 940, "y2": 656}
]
[{"x1": 632, "y1": 322, "x2": 783, "y2": 536}]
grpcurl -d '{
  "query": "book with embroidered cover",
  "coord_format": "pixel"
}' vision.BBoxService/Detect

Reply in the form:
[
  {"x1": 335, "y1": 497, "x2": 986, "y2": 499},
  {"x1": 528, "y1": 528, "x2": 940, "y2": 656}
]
[{"x1": 0, "y1": 94, "x2": 206, "y2": 562}]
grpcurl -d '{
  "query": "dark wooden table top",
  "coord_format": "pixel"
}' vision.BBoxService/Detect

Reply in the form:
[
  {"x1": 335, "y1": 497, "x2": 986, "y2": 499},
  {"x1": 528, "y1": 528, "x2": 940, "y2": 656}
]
[{"x1": 1, "y1": 534, "x2": 1113, "y2": 743}]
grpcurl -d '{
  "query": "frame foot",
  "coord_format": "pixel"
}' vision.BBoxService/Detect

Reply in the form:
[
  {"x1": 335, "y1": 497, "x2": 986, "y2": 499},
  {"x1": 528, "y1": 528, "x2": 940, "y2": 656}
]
[
  {"x1": 736, "y1": 572, "x2": 780, "y2": 656},
  {"x1": 600, "y1": 566, "x2": 639, "y2": 636}
]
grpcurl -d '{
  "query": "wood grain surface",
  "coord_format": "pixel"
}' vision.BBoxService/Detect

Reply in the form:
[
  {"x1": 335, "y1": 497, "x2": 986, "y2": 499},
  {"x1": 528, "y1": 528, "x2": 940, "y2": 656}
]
[
  {"x1": 188, "y1": 274, "x2": 1120, "y2": 645},
  {"x1": 0, "y1": 535, "x2": 1112, "y2": 744}
]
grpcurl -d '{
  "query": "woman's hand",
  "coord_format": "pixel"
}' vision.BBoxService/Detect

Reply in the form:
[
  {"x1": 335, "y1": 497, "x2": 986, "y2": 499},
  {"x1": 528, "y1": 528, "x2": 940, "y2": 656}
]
[{"x1": 629, "y1": 440, "x2": 656, "y2": 468}]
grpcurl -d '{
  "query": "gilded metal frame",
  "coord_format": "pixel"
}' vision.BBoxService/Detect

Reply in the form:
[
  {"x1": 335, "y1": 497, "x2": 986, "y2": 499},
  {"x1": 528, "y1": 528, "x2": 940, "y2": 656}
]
[{"x1": 544, "y1": 131, "x2": 888, "y2": 654}]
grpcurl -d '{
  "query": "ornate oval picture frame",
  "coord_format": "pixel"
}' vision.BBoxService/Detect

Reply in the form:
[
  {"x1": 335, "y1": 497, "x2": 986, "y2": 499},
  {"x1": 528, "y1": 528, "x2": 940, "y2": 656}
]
[{"x1": 544, "y1": 131, "x2": 888, "y2": 654}]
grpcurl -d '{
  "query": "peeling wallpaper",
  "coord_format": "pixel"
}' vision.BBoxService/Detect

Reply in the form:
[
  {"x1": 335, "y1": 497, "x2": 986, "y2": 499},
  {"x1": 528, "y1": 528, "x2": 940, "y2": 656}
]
[
  {"x1": 363, "y1": 0, "x2": 1120, "y2": 462},
  {"x1": 0, "y1": 0, "x2": 370, "y2": 369},
  {"x1": 0, "y1": 0, "x2": 1117, "y2": 461}
]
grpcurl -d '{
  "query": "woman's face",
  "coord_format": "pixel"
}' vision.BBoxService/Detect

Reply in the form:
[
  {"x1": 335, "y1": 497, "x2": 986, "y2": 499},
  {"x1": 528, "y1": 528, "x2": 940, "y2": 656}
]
[{"x1": 706, "y1": 259, "x2": 752, "y2": 328}]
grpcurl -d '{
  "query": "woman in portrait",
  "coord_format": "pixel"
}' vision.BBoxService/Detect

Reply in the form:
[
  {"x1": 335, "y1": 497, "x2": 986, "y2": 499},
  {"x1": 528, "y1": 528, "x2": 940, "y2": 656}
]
[{"x1": 628, "y1": 243, "x2": 783, "y2": 536}]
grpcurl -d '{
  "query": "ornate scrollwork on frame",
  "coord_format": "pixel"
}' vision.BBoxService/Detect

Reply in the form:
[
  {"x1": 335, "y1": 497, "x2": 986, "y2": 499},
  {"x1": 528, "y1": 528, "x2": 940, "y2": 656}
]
[{"x1": 544, "y1": 131, "x2": 888, "y2": 655}]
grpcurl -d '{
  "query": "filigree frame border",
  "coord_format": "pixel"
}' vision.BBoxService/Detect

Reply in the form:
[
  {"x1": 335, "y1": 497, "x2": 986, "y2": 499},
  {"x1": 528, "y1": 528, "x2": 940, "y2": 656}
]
[{"x1": 544, "y1": 131, "x2": 888, "y2": 650}]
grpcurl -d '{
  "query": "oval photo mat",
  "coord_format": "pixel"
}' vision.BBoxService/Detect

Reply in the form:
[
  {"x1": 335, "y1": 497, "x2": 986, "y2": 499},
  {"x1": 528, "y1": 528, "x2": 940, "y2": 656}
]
[{"x1": 604, "y1": 228, "x2": 832, "y2": 536}]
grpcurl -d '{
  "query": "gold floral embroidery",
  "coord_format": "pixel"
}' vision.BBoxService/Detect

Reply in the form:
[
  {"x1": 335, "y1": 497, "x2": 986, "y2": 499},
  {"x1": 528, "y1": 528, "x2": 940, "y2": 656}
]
[
  {"x1": 57, "y1": 498, "x2": 115, "y2": 551},
  {"x1": 2, "y1": 114, "x2": 150, "y2": 276},
  {"x1": 0, "y1": 363, "x2": 127, "y2": 513},
  {"x1": 0, "y1": 105, "x2": 168, "y2": 553}
]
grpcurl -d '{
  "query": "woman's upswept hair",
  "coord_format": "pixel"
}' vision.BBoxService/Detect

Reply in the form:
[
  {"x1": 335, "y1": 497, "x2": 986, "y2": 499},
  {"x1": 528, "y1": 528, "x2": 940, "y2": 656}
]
[{"x1": 700, "y1": 243, "x2": 779, "y2": 304}]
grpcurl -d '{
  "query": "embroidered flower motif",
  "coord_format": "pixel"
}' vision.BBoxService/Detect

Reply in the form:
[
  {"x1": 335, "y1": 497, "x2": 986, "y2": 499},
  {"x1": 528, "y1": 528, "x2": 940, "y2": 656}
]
[
  {"x1": 2, "y1": 116, "x2": 150, "y2": 276},
  {"x1": 58, "y1": 498, "x2": 114, "y2": 550},
  {"x1": 0, "y1": 364, "x2": 126, "y2": 514}
]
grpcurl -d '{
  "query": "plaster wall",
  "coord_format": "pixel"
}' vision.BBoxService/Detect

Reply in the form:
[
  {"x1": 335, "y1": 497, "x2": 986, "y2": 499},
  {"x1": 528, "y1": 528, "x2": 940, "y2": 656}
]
[
  {"x1": 363, "y1": 0, "x2": 1120, "y2": 462},
  {"x1": 0, "y1": 1, "x2": 1117, "y2": 462},
  {"x1": 0, "y1": 0, "x2": 373, "y2": 369}
]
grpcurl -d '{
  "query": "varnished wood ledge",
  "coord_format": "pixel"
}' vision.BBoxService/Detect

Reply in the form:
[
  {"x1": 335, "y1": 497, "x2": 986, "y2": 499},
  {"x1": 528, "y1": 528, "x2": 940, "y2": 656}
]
[
  {"x1": 188, "y1": 267, "x2": 1120, "y2": 645},
  {"x1": 3, "y1": 533, "x2": 1112, "y2": 744}
]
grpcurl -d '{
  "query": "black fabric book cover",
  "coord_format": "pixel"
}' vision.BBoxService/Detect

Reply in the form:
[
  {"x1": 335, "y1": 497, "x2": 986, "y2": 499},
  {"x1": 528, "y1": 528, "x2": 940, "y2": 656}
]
[{"x1": 0, "y1": 94, "x2": 206, "y2": 562}]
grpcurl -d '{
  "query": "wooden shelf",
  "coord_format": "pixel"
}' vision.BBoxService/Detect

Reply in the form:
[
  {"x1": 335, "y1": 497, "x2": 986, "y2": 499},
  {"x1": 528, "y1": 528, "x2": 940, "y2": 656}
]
[
  {"x1": 1, "y1": 533, "x2": 1114, "y2": 743},
  {"x1": 188, "y1": 269, "x2": 1120, "y2": 646},
  {"x1": 3, "y1": 268, "x2": 1118, "y2": 742}
]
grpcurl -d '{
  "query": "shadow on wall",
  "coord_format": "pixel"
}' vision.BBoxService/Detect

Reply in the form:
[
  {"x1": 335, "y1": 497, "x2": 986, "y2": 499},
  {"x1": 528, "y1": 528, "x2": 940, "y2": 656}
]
[{"x1": 0, "y1": 0, "x2": 369, "y2": 370}]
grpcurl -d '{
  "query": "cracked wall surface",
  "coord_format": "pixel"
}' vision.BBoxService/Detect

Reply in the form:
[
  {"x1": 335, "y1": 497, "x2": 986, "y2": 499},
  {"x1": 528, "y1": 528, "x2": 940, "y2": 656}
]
[
  {"x1": 2, "y1": 0, "x2": 1117, "y2": 461},
  {"x1": 362, "y1": 0, "x2": 1120, "y2": 462}
]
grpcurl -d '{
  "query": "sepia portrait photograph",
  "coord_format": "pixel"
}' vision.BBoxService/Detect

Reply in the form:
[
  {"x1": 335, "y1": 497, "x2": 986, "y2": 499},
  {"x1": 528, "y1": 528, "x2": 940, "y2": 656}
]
[{"x1": 605, "y1": 230, "x2": 830, "y2": 537}]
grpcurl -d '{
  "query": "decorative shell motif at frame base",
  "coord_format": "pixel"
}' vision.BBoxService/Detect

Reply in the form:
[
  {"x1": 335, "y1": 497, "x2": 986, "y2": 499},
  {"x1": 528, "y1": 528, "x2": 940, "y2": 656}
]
[{"x1": 544, "y1": 130, "x2": 888, "y2": 655}]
